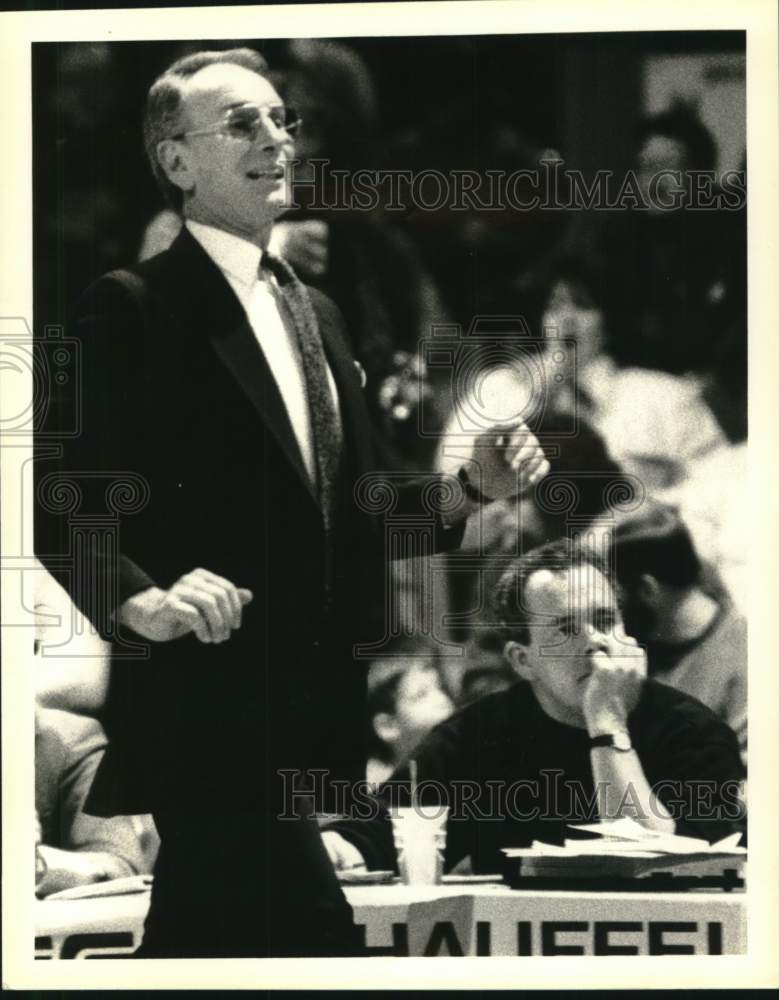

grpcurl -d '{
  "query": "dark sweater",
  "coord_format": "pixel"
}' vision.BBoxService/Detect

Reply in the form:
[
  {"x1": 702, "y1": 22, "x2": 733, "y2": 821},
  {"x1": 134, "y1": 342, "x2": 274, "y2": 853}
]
[{"x1": 328, "y1": 679, "x2": 745, "y2": 874}]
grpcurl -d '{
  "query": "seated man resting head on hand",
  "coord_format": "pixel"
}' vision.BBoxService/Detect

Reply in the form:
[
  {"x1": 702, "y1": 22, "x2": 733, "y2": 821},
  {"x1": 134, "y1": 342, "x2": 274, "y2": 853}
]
[{"x1": 322, "y1": 537, "x2": 745, "y2": 875}]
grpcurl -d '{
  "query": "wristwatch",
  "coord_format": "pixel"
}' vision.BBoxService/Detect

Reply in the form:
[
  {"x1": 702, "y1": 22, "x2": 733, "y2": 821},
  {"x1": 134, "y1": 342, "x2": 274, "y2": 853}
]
[
  {"x1": 457, "y1": 466, "x2": 493, "y2": 504},
  {"x1": 589, "y1": 732, "x2": 633, "y2": 752}
]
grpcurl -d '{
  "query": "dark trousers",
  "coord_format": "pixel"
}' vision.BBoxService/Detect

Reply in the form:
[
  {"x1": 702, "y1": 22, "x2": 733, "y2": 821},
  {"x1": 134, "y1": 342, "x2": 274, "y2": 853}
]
[{"x1": 135, "y1": 806, "x2": 363, "y2": 958}]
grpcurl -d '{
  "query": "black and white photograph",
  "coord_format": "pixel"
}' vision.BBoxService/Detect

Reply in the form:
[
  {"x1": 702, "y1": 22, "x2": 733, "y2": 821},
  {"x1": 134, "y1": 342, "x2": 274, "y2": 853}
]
[{"x1": 1, "y1": 0, "x2": 777, "y2": 990}]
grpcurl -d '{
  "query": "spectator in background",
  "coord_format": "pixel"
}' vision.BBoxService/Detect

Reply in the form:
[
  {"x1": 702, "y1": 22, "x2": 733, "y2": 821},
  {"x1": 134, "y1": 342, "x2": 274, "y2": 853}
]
[
  {"x1": 33, "y1": 570, "x2": 161, "y2": 874},
  {"x1": 436, "y1": 244, "x2": 732, "y2": 584},
  {"x1": 365, "y1": 644, "x2": 454, "y2": 786},
  {"x1": 539, "y1": 254, "x2": 725, "y2": 495},
  {"x1": 33, "y1": 560, "x2": 111, "y2": 714},
  {"x1": 388, "y1": 100, "x2": 569, "y2": 326},
  {"x1": 35, "y1": 707, "x2": 147, "y2": 897},
  {"x1": 599, "y1": 100, "x2": 746, "y2": 376},
  {"x1": 457, "y1": 631, "x2": 518, "y2": 707},
  {"x1": 613, "y1": 501, "x2": 747, "y2": 764},
  {"x1": 671, "y1": 432, "x2": 747, "y2": 615},
  {"x1": 670, "y1": 270, "x2": 748, "y2": 612}
]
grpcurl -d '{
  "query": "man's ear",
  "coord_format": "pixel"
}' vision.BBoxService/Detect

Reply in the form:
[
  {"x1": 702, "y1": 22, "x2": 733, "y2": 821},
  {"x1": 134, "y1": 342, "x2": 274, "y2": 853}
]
[
  {"x1": 504, "y1": 640, "x2": 533, "y2": 682},
  {"x1": 156, "y1": 139, "x2": 195, "y2": 195},
  {"x1": 373, "y1": 712, "x2": 400, "y2": 749}
]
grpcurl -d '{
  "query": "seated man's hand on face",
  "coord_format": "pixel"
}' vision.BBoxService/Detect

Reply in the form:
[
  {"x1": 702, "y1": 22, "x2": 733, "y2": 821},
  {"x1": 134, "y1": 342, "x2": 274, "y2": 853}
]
[
  {"x1": 461, "y1": 422, "x2": 550, "y2": 503},
  {"x1": 321, "y1": 831, "x2": 367, "y2": 872},
  {"x1": 583, "y1": 630, "x2": 647, "y2": 738},
  {"x1": 119, "y1": 568, "x2": 253, "y2": 644}
]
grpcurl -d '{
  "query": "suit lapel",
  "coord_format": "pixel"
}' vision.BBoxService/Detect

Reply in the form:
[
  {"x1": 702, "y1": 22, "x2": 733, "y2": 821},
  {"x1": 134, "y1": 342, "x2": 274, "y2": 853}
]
[
  {"x1": 162, "y1": 229, "x2": 318, "y2": 506},
  {"x1": 208, "y1": 328, "x2": 321, "y2": 504},
  {"x1": 313, "y1": 291, "x2": 374, "y2": 478}
]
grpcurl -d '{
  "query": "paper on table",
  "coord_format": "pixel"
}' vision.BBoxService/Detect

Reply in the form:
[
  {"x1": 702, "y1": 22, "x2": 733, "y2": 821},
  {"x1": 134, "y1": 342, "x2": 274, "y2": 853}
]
[
  {"x1": 501, "y1": 818, "x2": 745, "y2": 880},
  {"x1": 502, "y1": 843, "x2": 660, "y2": 859},
  {"x1": 45, "y1": 874, "x2": 153, "y2": 901},
  {"x1": 502, "y1": 848, "x2": 745, "y2": 881},
  {"x1": 569, "y1": 817, "x2": 671, "y2": 840},
  {"x1": 567, "y1": 819, "x2": 745, "y2": 855},
  {"x1": 563, "y1": 839, "x2": 667, "y2": 852},
  {"x1": 712, "y1": 832, "x2": 745, "y2": 851},
  {"x1": 441, "y1": 874, "x2": 503, "y2": 884}
]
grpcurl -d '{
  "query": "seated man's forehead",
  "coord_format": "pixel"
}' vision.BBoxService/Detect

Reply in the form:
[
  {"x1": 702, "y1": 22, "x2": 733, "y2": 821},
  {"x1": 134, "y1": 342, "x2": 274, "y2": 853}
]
[{"x1": 526, "y1": 565, "x2": 612, "y2": 612}]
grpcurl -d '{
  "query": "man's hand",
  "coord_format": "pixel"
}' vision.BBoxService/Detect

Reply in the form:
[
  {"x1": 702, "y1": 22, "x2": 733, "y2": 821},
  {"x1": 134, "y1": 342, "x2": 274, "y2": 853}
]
[
  {"x1": 119, "y1": 569, "x2": 253, "y2": 644},
  {"x1": 35, "y1": 845, "x2": 108, "y2": 897},
  {"x1": 463, "y1": 421, "x2": 550, "y2": 502},
  {"x1": 320, "y1": 830, "x2": 367, "y2": 872},
  {"x1": 269, "y1": 219, "x2": 329, "y2": 278},
  {"x1": 583, "y1": 631, "x2": 647, "y2": 737}
]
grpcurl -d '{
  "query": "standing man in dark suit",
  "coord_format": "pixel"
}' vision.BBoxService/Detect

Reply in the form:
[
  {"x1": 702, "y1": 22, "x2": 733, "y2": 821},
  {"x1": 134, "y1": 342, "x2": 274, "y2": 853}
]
[{"x1": 36, "y1": 48, "x2": 549, "y2": 958}]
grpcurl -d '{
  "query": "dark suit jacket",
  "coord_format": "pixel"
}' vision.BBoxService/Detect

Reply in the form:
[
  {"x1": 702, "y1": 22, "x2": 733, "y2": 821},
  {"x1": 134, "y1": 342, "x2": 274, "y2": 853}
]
[{"x1": 36, "y1": 227, "x2": 464, "y2": 816}]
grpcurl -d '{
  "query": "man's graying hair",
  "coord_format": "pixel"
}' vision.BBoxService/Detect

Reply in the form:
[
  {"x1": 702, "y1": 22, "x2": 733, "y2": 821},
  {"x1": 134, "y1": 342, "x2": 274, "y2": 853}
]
[
  {"x1": 143, "y1": 48, "x2": 269, "y2": 212},
  {"x1": 492, "y1": 536, "x2": 618, "y2": 646}
]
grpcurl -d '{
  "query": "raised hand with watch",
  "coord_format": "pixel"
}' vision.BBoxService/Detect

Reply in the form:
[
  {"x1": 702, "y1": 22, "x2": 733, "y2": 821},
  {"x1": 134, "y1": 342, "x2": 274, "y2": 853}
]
[{"x1": 456, "y1": 422, "x2": 550, "y2": 509}]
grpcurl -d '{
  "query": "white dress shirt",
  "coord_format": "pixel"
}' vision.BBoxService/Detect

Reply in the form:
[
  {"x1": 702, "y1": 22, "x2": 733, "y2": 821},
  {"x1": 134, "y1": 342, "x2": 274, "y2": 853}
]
[{"x1": 186, "y1": 220, "x2": 340, "y2": 487}]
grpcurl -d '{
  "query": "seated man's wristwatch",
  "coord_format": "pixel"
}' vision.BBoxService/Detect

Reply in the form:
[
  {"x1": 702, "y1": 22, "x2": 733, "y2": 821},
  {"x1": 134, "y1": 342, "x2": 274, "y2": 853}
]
[{"x1": 589, "y1": 732, "x2": 633, "y2": 752}]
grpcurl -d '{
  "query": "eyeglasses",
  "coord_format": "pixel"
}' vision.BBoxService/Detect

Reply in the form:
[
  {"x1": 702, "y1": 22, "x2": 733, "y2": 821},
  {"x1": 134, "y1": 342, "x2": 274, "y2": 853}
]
[{"x1": 173, "y1": 103, "x2": 302, "y2": 143}]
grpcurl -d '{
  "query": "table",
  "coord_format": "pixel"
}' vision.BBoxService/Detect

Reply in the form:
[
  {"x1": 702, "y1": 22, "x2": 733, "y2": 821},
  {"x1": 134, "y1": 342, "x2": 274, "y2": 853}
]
[{"x1": 35, "y1": 882, "x2": 745, "y2": 958}]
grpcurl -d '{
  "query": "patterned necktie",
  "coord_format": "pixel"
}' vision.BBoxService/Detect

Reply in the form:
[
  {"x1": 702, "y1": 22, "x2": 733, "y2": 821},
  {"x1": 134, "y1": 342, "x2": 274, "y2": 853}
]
[{"x1": 261, "y1": 251, "x2": 343, "y2": 583}]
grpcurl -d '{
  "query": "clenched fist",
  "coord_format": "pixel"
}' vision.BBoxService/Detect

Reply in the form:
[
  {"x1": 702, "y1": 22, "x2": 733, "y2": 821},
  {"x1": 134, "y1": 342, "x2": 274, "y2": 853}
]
[
  {"x1": 461, "y1": 421, "x2": 550, "y2": 502},
  {"x1": 583, "y1": 631, "x2": 647, "y2": 738},
  {"x1": 119, "y1": 568, "x2": 253, "y2": 644}
]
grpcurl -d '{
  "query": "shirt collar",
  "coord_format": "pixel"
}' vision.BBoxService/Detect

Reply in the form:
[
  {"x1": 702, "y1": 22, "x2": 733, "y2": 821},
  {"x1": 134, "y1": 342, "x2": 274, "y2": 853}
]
[{"x1": 185, "y1": 219, "x2": 264, "y2": 289}]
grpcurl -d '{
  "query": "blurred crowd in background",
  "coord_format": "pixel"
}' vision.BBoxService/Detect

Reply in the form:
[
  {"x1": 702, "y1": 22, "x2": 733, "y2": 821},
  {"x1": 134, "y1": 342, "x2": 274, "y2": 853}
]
[{"x1": 32, "y1": 33, "x2": 747, "y2": 890}]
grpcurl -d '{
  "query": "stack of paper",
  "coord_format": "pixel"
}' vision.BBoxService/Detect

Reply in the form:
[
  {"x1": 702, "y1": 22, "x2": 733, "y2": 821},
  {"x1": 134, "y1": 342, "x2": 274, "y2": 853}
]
[
  {"x1": 45, "y1": 874, "x2": 153, "y2": 900},
  {"x1": 502, "y1": 818, "x2": 746, "y2": 879}
]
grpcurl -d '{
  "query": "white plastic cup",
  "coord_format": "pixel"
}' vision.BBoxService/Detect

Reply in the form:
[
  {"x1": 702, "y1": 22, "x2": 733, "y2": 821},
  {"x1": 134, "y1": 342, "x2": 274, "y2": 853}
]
[{"x1": 390, "y1": 805, "x2": 449, "y2": 885}]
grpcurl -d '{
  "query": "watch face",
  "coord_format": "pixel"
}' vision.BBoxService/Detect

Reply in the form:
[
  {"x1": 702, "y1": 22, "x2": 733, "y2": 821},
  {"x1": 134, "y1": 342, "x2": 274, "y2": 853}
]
[{"x1": 613, "y1": 732, "x2": 632, "y2": 751}]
